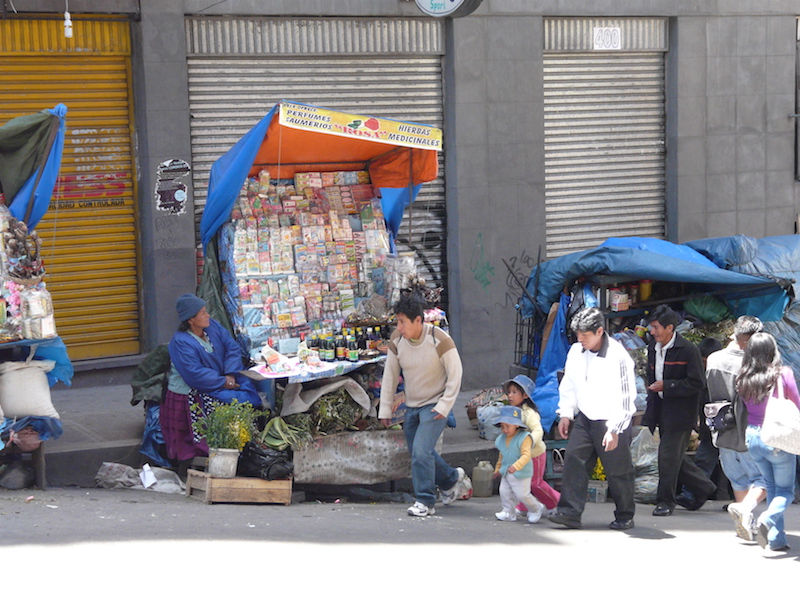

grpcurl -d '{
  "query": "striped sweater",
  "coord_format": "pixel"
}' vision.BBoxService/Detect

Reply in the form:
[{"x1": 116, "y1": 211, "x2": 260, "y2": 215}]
[{"x1": 379, "y1": 323, "x2": 463, "y2": 418}]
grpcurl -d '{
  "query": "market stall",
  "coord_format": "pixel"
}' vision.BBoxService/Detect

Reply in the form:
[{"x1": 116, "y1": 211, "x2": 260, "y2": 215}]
[
  {"x1": 514, "y1": 236, "x2": 791, "y2": 435},
  {"x1": 196, "y1": 100, "x2": 443, "y2": 486},
  {"x1": 0, "y1": 105, "x2": 73, "y2": 488}
]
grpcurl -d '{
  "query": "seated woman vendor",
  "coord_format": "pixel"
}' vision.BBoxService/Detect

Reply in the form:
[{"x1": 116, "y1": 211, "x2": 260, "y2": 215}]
[{"x1": 161, "y1": 293, "x2": 261, "y2": 467}]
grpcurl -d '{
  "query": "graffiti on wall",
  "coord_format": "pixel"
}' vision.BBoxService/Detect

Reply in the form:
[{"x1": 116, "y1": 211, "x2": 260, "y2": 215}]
[
  {"x1": 469, "y1": 233, "x2": 494, "y2": 290},
  {"x1": 495, "y1": 248, "x2": 539, "y2": 310}
]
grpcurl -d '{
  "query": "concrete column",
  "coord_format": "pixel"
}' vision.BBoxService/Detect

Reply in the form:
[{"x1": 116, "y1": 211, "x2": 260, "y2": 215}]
[{"x1": 133, "y1": 0, "x2": 198, "y2": 349}]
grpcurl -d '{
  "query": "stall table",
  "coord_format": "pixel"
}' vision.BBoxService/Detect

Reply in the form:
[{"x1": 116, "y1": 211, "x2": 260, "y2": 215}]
[{"x1": 244, "y1": 355, "x2": 422, "y2": 485}]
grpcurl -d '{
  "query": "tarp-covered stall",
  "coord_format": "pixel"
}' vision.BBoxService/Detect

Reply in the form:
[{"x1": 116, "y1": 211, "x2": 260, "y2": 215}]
[
  {"x1": 517, "y1": 236, "x2": 793, "y2": 434},
  {"x1": 197, "y1": 100, "x2": 442, "y2": 348}
]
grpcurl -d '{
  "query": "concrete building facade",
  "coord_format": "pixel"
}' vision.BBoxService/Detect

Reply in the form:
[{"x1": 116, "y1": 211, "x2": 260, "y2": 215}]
[{"x1": 5, "y1": 0, "x2": 800, "y2": 388}]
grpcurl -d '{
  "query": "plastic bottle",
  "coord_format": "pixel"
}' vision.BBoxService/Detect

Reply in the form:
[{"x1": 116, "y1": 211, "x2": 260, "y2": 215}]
[
  {"x1": 472, "y1": 461, "x2": 494, "y2": 498},
  {"x1": 336, "y1": 334, "x2": 347, "y2": 361},
  {"x1": 347, "y1": 336, "x2": 359, "y2": 362}
]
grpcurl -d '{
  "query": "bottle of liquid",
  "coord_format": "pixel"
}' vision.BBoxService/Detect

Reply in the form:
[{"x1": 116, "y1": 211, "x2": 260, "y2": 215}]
[
  {"x1": 336, "y1": 334, "x2": 347, "y2": 361},
  {"x1": 347, "y1": 336, "x2": 359, "y2": 362},
  {"x1": 472, "y1": 461, "x2": 494, "y2": 498},
  {"x1": 322, "y1": 335, "x2": 335, "y2": 362},
  {"x1": 356, "y1": 327, "x2": 366, "y2": 350}
]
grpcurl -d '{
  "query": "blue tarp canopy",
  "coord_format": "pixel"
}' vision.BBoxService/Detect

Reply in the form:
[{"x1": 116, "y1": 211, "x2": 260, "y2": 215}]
[
  {"x1": 0, "y1": 104, "x2": 67, "y2": 229},
  {"x1": 686, "y1": 234, "x2": 800, "y2": 378},
  {"x1": 200, "y1": 100, "x2": 441, "y2": 251},
  {"x1": 521, "y1": 236, "x2": 797, "y2": 433},
  {"x1": 521, "y1": 237, "x2": 790, "y2": 322}
]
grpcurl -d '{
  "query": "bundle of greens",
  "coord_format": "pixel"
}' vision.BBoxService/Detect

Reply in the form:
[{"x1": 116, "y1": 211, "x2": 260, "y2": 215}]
[
  {"x1": 681, "y1": 318, "x2": 734, "y2": 346},
  {"x1": 282, "y1": 388, "x2": 371, "y2": 440},
  {"x1": 258, "y1": 416, "x2": 310, "y2": 451}
]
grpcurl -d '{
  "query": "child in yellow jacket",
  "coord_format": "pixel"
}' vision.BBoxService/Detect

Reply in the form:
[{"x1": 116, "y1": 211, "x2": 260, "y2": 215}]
[{"x1": 503, "y1": 375, "x2": 561, "y2": 517}]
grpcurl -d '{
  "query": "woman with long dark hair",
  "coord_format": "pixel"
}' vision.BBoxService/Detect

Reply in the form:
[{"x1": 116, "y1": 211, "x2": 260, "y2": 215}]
[{"x1": 736, "y1": 332, "x2": 800, "y2": 552}]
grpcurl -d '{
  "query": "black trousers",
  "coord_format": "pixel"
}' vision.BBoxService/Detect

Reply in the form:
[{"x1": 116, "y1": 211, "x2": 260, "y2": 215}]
[
  {"x1": 557, "y1": 412, "x2": 636, "y2": 522},
  {"x1": 656, "y1": 428, "x2": 717, "y2": 507}
]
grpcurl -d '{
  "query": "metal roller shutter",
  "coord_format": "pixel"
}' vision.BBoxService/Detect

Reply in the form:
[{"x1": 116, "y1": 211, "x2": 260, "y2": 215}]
[
  {"x1": 0, "y1": 19, "x2": 139, "y2": 360},
  {"x1": 543, "y1": 18, "x2": 667, "y2": 258},
  {"x1": 185, "y1": 17, "x2": 447, "y2": 297}
]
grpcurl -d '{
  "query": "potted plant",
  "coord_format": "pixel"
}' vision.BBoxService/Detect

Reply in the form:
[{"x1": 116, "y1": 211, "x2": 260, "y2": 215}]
[
  {"x1": 587, "y1": 458, "x2": 608, "y2": 503},
  {"x1": 192, "y1": 400, "x2": 261, "y2": 478}
]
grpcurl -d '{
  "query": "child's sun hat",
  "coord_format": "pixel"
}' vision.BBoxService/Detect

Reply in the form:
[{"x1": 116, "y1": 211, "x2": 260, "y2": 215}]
[{"x1": 494, "y1": 405, "x2": 527, "y2": 429}]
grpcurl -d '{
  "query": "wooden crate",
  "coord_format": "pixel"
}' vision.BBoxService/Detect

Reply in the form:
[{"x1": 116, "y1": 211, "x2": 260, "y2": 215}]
[{"x1": 185, "y1": 469, "x2": 292, "y2": 505}]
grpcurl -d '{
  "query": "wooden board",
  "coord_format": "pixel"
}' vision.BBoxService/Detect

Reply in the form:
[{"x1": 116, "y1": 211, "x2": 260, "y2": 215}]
[{"x1": 185, "y1": 469, "x2": 292, "y2": 505}]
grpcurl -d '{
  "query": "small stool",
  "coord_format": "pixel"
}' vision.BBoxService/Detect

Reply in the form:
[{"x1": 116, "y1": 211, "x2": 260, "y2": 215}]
[{"x1": 0, "y1": 441, "x2": 47, "y2": 489}]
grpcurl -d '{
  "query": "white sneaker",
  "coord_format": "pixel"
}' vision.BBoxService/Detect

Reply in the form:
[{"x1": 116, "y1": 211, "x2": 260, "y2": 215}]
[
  {"x1": 495, "y1": 510, "x2": 517, "y2": 522},
  {"x1": 440, "y1": 467, "x2": 466, "y2": 505},
  {"x1": 527, "y1": 504, "x2": 545, "y2": 524},
  {"x1": 727, "y1": 503, "x2": 754, "y2": 541},
  {"x1": 407, "y1": 501, "x2": 435, "y2": 517}
]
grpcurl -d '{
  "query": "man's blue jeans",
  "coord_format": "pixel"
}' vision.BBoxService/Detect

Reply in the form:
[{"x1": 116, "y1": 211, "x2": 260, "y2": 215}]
[
  {"x1": 746, "y1": 426, "x2": 796, "y2": 549},
  {"x1": 403, "y1": 405, "x2": 458, "y2": 507}
]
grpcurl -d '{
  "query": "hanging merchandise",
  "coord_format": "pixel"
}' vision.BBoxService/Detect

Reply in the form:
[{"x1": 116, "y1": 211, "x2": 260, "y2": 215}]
[{"x1": 0, "y1": 212, "x2": 57, "y2": 341}]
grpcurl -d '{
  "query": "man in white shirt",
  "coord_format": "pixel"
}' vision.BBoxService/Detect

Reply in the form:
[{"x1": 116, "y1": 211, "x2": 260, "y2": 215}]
[{"x1": 548, "y1": 307, "x2": 637, "y2": 530}]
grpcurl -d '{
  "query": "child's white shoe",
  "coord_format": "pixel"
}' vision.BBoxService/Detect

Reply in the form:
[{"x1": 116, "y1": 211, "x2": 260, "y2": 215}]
[
  {"x1": 527, "y1": 504, "x2": 544, "y2": 524},
  {"x1": 495, "y1": 510, "x2": 517, "y2": 522}
]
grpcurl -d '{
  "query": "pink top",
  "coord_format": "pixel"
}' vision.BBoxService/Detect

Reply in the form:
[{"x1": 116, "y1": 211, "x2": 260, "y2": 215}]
[{"x1": 744, "y1": 366, "x2": 800, "y2": 427}]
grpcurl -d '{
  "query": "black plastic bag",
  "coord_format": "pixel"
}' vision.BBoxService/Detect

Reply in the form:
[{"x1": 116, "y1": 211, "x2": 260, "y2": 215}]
[{"x1": 237, "y1": 441, "x2": 293, "y2": 480}]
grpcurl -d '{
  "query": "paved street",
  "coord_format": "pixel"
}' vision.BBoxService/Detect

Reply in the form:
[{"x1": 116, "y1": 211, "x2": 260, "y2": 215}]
[{"x1": 1, "y1": 487, "x2": 797, "y2": 594}]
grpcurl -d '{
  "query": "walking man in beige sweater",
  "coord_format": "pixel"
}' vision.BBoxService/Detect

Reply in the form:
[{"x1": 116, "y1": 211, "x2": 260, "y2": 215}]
[{"x1": 379, "y1": 294, "x2": 466, "y2": 517}]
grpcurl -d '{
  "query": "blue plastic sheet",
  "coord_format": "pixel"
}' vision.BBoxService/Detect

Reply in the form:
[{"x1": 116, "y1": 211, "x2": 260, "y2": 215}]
[
  {"x1": 138, "y1": 402, "x2": 172, "y2": 468},
  {"x1": 201, "y1": 108, "x2": 275, "y2": 250},
  {"x1": 0, "y1": 336, "x2": 73, "y2": 387},
  {"x1": 530, "y1": 293, "x2": 571, "y2": 433},
  {"x1": 0, "y1": 416, "x2": 63, "y2": 450},
  {"x1": 521, "y1": 238, "x2": 788, "y2": 322},
  {"x1": 685, "y1": 234, "x2": 800, "y2": 382},
  {"x1": 7, "y1": 104, "x2": 67, "y2": 230}
]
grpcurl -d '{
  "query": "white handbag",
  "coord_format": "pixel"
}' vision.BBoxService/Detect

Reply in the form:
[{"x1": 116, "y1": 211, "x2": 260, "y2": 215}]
[{"x1": 761, "y1": 376, "x2": 800, "y2": 455}]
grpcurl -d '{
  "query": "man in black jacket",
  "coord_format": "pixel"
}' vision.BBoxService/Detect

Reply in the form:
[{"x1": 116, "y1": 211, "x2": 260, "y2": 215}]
[{"x1": 644, "y1": 305, "x2": 717, "y2": 516}]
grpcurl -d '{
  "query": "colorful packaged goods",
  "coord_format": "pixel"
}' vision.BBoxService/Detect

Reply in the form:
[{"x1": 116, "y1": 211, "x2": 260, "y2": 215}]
[{"x1": 225, "y1": 169, "x2": 392, "y2": 351}]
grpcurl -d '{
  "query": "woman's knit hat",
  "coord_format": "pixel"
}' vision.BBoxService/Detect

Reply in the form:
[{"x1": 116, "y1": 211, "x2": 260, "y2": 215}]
[{"x1": 176, "y1": 293, "x2": 206, "y2": 321}]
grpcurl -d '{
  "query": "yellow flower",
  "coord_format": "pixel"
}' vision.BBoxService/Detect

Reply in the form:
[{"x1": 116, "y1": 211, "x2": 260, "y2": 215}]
[{"x1": 591, "y1": 458, "x2": 606, "y2": 481}]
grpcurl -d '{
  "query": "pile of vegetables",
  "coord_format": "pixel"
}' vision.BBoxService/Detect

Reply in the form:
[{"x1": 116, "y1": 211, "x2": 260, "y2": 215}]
[
  {"x1": 259, "y1": 387, "x2": 375, "y2": 450},
  {"x1": 681, "y1": 318, "x2": 734, "y2": 346},
  {"x1": 284, "y1": 387, "x2": 369, "y2": 438}
]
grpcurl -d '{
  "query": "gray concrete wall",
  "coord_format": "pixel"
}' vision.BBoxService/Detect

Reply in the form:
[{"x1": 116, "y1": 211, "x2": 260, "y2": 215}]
[
  {"x1": 668, "y1": 15, "x2": 798, "y2": 242},
  {"x1": 446, "y1": 15, "x2": 546, "y2": 387}
]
